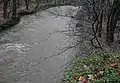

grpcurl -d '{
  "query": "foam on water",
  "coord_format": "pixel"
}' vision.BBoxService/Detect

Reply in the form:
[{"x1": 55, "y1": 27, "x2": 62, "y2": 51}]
[{"x1": 0, "y1": 43, "x2": 30, "y2": 53}]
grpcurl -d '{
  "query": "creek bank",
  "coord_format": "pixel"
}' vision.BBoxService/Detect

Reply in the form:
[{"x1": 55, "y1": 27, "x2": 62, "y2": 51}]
[
  {"x1": 0, "y1": 3, "x2": 72, "y2": 31},
  {"x1": 63, "y1": 52, "x2": 120, "y2": 83}
]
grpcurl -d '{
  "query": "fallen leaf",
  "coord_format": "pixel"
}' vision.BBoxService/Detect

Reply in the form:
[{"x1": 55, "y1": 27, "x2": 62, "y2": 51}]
[
  {"x1": 88, "y1": 74, "x2": 94, "y2": 80},
  {"x1": 71, "y1": 73, "x2": 77, "y2": 80},
  {"x1": 117, "y1": 70, "x2": 120, "y2": 76},
  {"x1": 82, "y1": 79, "x2": 87, "y2": 83},
  {"x1": 78, "y1": 76, "x2": 84, "y2": 81},
  {"x1": 97, "y1": 71, "x2": 104, "y2": 75},
  {"x1": 109, "y1": 63, "x2": 118, "y2": 68}
]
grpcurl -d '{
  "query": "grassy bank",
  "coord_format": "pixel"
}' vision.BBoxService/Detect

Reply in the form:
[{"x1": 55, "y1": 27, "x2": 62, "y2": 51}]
[{"x1": 62, "y1": 51, "x2": 120, "y2": 83}]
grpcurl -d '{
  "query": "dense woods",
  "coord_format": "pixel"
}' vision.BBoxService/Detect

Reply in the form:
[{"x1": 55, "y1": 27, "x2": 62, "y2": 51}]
[
  {"x1": 62, "y1": 1, "x2": 120, "y2": 82},
  {"x1": 74, "y1": 0, "x2": 120, "y2": 48}
]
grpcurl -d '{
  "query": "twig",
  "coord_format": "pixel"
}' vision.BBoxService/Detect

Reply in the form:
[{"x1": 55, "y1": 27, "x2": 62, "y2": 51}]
[{"x1": 90, "y1": 0, "x2": 102, "y2": 49}]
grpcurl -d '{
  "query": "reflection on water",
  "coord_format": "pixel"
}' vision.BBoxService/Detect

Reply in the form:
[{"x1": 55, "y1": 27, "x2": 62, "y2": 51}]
[{"x1": 0, "y1": 6, "x2": 78, "y2": 83}]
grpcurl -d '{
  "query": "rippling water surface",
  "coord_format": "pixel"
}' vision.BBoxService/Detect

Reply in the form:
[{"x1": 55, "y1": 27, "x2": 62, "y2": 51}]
[{"x1": 0, "y1": 6, "x2": 78, "y2": 83}]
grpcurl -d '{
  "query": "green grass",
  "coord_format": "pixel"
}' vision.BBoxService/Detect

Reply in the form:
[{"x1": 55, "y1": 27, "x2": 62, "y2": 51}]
[{"x1": 62, "y1": 51, "x2": 120, "y2": 83}]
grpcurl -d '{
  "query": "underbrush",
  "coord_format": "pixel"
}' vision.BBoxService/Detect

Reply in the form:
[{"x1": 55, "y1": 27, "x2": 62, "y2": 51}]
[{"x1": 62, "y1": 51, "x2": 120, "y2": 83}]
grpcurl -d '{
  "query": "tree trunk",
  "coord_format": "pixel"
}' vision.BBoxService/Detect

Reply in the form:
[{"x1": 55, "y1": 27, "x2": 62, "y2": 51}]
[
  {"x1": 24, "y1": 0, "x2": 29, "y2": 10},
  {"x1": 3, "y1": 0, "x2": 9, "y2": 19},
  {"x1": 17, "y1": 0, "x2": 20, "y2": 8},
  {"x1": 106, "y1": 0, "x2": 120, "y2": 43},
  {"x1": 12, "y1": 0, "x2": 17, "y2": 19},
  {"x1": 98, "y1": 0, "x2": 104, "y2": 38},
  {"x1": 106, "y1": 20, "x2": 116, "y2": 43},
  {"x1": 98, "y1": 11, "x2": 103, "y2": 37}
]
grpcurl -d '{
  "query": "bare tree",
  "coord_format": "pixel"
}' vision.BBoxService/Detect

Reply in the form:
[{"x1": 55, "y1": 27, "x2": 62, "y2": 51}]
[
  {"x1": 106, "y1": 0, "x2": 120, "y2": 43},
  {"x1": 24, "y1": 0, "x2": 29, "y2": 10},
  {"x1": 84, "y1": 0, "x2": 120, "y2": 45},
  {"x1": 12, "y1": 0, "x2": 17, "y2": 19},
  {"x1": 3, "y1": 0, "x2": 10, "y2": 19}
]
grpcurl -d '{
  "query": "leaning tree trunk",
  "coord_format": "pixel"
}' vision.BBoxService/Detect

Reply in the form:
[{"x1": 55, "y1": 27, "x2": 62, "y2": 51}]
[
  {"x1": 106, "y1": 0, "x2": 120, "y2": 43},
  {"x1": 12, "y1": 0, "x2": 17, "y2": 19}
]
